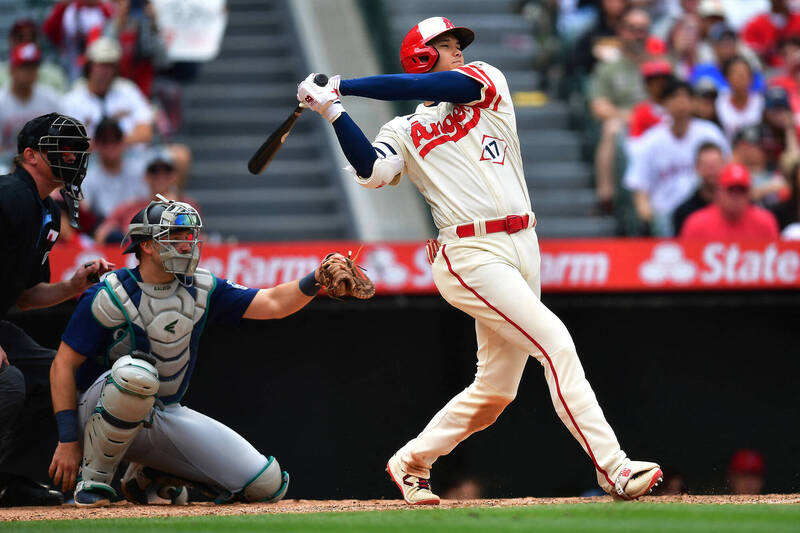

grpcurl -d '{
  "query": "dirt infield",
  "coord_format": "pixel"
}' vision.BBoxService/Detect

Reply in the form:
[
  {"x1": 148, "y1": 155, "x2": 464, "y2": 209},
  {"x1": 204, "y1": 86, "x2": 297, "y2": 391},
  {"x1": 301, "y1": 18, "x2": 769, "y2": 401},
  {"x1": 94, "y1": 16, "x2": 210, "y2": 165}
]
[{"x1": 1, "y1": 494, "x2": 798, "y2": 522}]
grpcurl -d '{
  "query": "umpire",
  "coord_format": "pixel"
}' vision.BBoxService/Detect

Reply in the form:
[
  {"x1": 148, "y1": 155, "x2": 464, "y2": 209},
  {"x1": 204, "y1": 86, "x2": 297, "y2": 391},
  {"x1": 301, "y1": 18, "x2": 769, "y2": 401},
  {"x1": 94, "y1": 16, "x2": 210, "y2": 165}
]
[{"x1": 0, "y1": 113, "x2": 112, "y2": 506}]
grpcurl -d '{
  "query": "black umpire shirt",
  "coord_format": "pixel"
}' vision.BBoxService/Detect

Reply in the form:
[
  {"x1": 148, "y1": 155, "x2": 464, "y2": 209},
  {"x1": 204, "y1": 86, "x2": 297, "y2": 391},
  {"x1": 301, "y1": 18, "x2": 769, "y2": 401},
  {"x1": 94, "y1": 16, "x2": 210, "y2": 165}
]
[{"x1": 0, "y1": 166, "x2": 61, "y2": 321}]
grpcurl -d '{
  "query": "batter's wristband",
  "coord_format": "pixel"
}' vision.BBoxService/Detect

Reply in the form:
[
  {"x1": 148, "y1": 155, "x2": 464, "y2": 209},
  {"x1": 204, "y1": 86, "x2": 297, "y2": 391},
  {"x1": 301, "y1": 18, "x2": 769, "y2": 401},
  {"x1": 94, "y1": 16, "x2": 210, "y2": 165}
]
[
  {"x1": 55, "y1": 409, "x2": 79, "y2": 443},
  {"x1": 299, "y1": 271, "x2": 320, "y2": 296}
]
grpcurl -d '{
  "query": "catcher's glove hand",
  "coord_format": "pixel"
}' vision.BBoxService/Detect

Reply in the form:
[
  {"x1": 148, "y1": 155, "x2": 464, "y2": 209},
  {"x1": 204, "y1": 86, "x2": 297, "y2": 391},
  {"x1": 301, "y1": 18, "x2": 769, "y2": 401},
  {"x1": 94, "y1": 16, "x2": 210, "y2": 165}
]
[{"x1": 317, "y1": 251, "x2": 375, "y2": 299}]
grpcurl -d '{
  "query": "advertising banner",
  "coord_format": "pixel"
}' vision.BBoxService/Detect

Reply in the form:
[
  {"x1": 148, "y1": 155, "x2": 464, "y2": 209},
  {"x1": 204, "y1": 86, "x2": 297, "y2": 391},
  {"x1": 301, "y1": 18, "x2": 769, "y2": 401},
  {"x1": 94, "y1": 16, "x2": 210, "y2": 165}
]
[{"x1": 48, "y1": 239, "x2": 800, "y2": 294}]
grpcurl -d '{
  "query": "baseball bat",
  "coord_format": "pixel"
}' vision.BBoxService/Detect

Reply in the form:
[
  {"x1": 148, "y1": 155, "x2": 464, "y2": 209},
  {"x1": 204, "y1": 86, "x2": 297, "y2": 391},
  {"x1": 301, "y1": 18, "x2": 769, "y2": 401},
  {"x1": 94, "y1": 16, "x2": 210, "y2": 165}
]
[{"x1": 247, "y1": 73, "x2": 329, "y2": 175}]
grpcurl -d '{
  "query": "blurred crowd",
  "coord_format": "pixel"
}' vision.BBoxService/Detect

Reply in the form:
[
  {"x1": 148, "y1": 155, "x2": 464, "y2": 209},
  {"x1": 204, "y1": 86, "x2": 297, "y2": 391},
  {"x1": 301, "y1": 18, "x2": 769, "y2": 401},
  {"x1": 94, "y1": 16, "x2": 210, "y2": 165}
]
[
  {"x1": 0, "y1": 0, "x2": 201, "y2": 247},
  {"x1": 545, "y1": 0, "x2": 800, "y2": 239}
]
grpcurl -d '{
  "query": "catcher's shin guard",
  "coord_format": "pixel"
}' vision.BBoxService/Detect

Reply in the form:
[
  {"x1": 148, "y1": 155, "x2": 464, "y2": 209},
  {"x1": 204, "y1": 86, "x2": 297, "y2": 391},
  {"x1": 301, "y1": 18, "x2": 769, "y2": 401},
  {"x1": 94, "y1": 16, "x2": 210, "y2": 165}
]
[
  {"x1": 77, "y1": 356, "x2": 158, "y2": 506},
  {"x1": 240, "y1": 456, "x2": 289, "y2": 503}
]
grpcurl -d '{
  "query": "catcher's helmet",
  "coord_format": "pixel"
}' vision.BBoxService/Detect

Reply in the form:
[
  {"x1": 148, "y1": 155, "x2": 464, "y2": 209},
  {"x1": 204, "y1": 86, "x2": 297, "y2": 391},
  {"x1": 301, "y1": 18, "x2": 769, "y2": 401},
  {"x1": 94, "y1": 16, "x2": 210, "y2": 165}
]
[
  {"x1": 17, "y1": 113, "x2": 90, "y2": 228},
  {"x1": 400, "y1": 16, "x2": 474, "y2": 74},
  {"x1": 122, "y1": 196, "x2": 203, "y2": 284}
]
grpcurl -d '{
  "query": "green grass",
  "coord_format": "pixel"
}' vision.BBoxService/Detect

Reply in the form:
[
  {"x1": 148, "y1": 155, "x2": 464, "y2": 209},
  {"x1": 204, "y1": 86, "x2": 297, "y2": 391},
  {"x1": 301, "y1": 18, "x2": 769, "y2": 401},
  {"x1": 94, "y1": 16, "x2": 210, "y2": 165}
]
[{"x1": 5, "y1": 503, "x2": 800, "y2": 533}]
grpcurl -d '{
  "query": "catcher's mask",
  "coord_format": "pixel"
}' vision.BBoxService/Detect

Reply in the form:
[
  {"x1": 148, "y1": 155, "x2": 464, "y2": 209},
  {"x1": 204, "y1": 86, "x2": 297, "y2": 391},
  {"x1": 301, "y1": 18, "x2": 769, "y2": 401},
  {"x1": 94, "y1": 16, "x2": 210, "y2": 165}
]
[
  {"x1": 17, "y1": 113, "x2": 90, "y2": 228},
  {"x1": 122, "y1": 196, "x2": 203, "y2": 286}
]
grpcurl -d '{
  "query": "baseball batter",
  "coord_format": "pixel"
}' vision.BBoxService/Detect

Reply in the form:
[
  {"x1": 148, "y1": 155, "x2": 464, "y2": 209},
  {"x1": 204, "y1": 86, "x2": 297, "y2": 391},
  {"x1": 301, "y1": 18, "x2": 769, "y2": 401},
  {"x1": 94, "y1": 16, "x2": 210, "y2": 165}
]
[
  {"x1": 297, "y1": 16, "x2": 662, "y2": 504},
  {"x1": 47, "y1": 198, "x2": 364, "y2": 507}
]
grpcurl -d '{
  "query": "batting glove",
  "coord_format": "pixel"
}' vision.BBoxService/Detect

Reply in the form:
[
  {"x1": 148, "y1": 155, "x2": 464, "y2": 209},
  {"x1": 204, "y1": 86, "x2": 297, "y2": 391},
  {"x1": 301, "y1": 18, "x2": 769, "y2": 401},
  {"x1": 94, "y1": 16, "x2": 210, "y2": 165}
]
[{"x1": 297, "y1": 74, "x2": 344, "y2": 123}]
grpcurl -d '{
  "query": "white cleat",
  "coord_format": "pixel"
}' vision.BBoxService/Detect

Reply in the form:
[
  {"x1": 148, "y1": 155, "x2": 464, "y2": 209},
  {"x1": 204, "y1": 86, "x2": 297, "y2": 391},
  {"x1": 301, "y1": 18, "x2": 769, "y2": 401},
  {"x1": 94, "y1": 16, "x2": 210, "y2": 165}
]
[
  {"x1": 386, "y1": 455, "x2": 440, "y2": 505},
  {"x1": 612, "y1": 460, "x2": 663, "y2": 500}
]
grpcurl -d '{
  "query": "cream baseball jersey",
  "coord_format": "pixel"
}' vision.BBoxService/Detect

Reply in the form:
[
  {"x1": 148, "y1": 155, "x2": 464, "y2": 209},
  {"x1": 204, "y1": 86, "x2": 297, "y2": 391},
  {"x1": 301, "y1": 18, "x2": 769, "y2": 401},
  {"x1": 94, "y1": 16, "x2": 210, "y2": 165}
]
[{"x1": 373, "y1": 62, "x2": 531, "y2": 229}]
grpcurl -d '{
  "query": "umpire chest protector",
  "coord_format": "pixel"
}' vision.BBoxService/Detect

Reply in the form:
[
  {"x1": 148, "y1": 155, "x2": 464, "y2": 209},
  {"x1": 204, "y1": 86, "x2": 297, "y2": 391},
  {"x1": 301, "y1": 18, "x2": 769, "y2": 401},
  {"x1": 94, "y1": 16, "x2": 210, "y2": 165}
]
[{"x1": 90, "y1": 267, "x2": 215, "y2": 404}]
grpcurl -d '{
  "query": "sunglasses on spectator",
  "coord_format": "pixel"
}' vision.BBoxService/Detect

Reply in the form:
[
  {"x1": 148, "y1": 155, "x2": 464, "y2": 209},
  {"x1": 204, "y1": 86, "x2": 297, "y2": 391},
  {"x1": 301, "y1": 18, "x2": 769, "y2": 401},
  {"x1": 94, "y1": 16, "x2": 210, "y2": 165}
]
[
  {"x1": 725, "y1": 186, "x2": 749, "y2": 194},
  {"x1": 147, "y1": 164, "x2": 174, "y2": 174},
  {"x1": 624, "y1": 24, "x2": 649, "y2": 33},
  {"x1": 94, "y1": 135, "x2": 123, "y2": 144}
]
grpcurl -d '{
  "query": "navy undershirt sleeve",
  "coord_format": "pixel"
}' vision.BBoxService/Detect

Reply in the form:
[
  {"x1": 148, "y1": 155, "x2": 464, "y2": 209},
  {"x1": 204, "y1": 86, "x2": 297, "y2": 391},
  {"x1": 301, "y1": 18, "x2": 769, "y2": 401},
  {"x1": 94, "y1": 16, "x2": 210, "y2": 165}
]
[
  {"x1": 332, "y1": 113, "x2": 378, "y2": 178},
  {"x1": 339, "y1": 71, "x2": 482, "y2": 103}
]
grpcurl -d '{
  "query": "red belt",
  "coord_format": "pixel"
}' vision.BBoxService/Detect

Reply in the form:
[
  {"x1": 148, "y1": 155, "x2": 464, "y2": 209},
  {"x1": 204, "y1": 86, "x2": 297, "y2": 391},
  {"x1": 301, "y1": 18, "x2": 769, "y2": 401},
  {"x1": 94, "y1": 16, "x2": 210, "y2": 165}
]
[{"x1": 455, "y1": 214, "x2": 532, "y2": 238}]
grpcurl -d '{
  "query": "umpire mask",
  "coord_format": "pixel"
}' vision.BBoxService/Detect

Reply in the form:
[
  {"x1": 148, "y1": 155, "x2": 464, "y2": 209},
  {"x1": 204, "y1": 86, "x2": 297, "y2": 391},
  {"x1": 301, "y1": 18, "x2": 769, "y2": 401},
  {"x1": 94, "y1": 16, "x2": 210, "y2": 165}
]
[
  {"x1": 17, "y1": 113, "x2": 90, "y2": 228},
  {"x1": 122, "y1": 196, "x2": 203, "y2": 286}
]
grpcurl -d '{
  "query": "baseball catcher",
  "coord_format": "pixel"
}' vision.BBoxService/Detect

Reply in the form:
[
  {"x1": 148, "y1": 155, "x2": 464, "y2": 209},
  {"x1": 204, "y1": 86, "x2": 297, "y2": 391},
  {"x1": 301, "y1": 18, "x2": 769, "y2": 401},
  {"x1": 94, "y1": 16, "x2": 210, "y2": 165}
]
[{"x1": 48, "y1": 198, "x2": 372, "y2": 507}]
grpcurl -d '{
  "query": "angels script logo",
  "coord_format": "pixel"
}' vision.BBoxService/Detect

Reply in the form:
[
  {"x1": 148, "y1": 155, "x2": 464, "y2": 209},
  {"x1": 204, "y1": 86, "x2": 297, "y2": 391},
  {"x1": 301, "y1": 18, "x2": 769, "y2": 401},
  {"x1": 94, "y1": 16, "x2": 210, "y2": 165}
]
[{"x1": 410, "y1": 105, "x2": 481, "y2": 158}]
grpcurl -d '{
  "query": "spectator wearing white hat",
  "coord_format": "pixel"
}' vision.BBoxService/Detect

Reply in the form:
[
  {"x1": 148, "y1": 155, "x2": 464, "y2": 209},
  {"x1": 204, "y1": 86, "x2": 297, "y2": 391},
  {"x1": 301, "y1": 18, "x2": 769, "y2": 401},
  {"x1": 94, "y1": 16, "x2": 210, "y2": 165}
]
[
  {"x1": 696, "y1": 0, "x2": 727, "y2": 41},
  {"x1": 61, "y1": 36, "x2": 192, "y2": 188},
  {"x1": 60, "y1": 36, "x2": 153, "y2": 146}
]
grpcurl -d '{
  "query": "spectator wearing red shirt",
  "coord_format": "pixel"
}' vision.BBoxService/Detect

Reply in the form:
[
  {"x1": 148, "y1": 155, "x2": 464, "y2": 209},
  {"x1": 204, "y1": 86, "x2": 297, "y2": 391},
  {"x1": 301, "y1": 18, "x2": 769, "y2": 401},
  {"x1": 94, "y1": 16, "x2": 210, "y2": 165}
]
[
  {"x1": 741, "y1": 0, "x2": 800, "y2": 67},
  {"x1": 42, "y1": 0, "x2": 114, "y2": 82},
  {"x1": 628, "y1": 59, "x2": 673, "y2": 139},
  {"x1": 104, "y1": 0, "x2": 167, "y2": 98},
  {"x1": 681, "y1": 163, "x2": 780, "y2": 239}
]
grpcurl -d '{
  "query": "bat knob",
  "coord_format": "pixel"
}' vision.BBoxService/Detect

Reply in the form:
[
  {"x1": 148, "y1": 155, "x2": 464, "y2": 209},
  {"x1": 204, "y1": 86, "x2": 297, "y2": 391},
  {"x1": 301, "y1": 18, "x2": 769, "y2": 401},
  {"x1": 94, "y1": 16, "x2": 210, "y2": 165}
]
[{"x1": 313, "y1": 73, "x2": 328, "y2": 86}]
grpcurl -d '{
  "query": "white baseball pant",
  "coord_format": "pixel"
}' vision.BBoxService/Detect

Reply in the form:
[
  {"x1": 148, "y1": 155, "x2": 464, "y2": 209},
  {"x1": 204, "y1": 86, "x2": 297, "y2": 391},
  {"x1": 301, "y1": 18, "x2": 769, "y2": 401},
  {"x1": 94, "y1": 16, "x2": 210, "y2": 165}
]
[{"x1": 395, "y1": 226, "x2": 627, "y2": 493}]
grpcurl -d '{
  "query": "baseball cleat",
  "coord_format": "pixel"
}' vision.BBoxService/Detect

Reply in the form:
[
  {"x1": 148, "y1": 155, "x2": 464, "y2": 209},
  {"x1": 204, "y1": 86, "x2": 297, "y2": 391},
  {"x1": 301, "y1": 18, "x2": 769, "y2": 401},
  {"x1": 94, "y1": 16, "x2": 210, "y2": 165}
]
[
  {"x1": 611, "y1": 460, "x2": 663, "y2": 500},
  {"x1": 0, "y1": 473, "x2": 63, "y2": 507},
  {"x1": 121, "y1": 463, "x2": 188, "y2": 505},
  {"x1": 74, "y1": 480, "x2": 115, "y2": 508},
  {"x1": 386, "y1": 455, "x2": 440, "y2": 505}
]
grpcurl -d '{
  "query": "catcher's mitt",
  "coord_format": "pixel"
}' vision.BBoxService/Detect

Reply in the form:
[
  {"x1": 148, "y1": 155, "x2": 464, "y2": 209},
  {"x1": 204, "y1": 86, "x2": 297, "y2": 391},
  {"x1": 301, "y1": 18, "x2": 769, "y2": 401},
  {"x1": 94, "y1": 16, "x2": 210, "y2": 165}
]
[{"x1": 317, "y1": 252, "x2": 375, "y2": 299}]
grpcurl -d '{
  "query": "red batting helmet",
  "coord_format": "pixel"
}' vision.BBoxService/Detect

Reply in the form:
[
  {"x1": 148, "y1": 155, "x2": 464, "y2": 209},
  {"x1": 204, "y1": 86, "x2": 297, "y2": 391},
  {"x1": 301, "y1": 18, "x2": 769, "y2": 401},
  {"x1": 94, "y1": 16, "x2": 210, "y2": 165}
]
[{"x1": 400, "y1": 16, "x2": 475, "y2": 74}]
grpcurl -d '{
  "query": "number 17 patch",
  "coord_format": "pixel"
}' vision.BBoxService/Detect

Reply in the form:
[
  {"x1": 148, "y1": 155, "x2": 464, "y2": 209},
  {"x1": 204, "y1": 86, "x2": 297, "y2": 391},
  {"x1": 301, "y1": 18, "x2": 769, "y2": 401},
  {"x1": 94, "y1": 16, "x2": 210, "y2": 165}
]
[{"x1": 479, "y1": 135, "x2": 507, "y2": 165}]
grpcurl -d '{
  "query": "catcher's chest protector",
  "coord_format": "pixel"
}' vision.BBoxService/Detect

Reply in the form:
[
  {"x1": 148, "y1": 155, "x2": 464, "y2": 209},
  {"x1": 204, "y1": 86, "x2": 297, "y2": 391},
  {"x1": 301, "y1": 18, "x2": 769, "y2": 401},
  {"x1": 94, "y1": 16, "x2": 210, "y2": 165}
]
[{"x1": 91, "y1": 268, "x2": 215, "y2": 403}]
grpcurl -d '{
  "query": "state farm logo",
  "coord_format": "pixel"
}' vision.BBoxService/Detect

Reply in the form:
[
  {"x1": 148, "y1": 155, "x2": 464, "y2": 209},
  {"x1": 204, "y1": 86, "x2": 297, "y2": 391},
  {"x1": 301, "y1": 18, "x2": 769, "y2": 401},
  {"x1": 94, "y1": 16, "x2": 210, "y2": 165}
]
[
  {"x1": 200, "y1": 249, "x2": 319, "y2": 287},
  {"x1": 639, "y1": 242, "x2": 800, "y2": 285},
  {"x1": 541, "y1": 252, "x2": 609, "y2": 285},
  {"x1": 639, "y1": 243, "x2": 696, "y2": 284},
  {"x1": 410, "y1": 105, "x2": 481, "y2": 158},
  {"x1": 699, "y1": 243, "x2": 799, "y2": 284}
]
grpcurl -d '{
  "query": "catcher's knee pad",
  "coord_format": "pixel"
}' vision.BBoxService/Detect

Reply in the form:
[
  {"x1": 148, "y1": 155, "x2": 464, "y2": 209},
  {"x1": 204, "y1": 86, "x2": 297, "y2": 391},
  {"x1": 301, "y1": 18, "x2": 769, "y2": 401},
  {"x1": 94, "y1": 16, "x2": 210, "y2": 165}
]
[
  {"x1": 81, "y1": 356, "x2": 158, "y2": 489},
  {"x1": 240, "y1": 456, "x2": 289, "y2": 503}
]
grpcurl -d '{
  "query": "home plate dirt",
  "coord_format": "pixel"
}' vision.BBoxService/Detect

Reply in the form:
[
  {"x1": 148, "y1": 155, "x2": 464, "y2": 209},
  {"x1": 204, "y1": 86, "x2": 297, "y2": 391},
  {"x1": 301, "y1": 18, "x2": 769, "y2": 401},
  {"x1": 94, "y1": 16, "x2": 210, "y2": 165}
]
[{"x1": 2, "y1": 494, "x2": 799, "y2": 522}]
